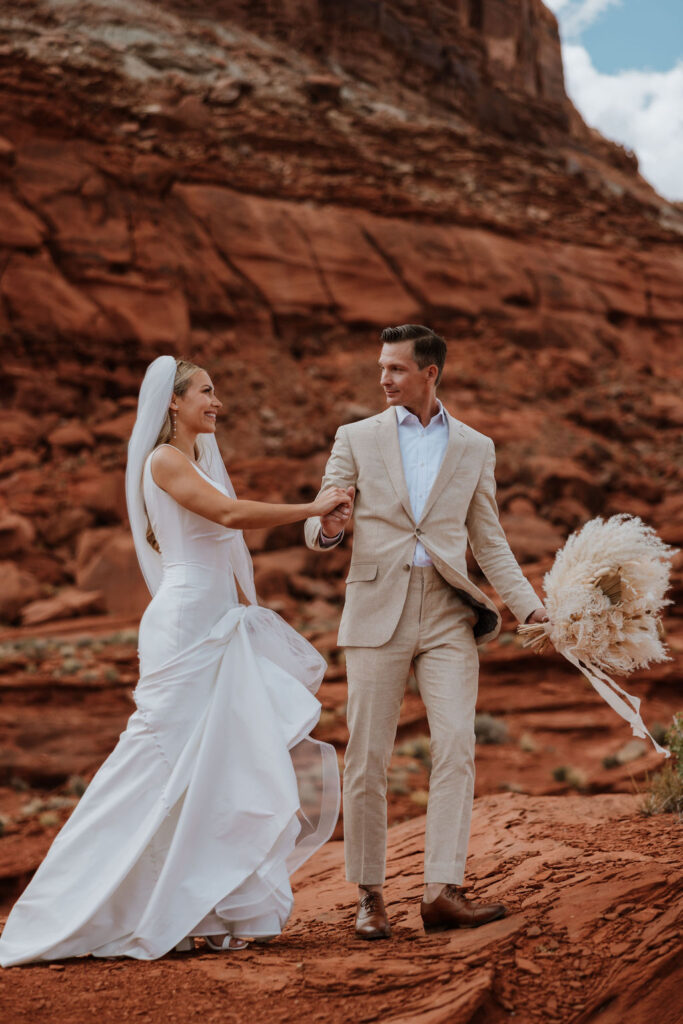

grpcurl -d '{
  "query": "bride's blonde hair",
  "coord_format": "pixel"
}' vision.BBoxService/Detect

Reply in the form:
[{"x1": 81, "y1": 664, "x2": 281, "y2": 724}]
[{"x1": 146, "y1": 358, "x2": 202, "y2": 551}]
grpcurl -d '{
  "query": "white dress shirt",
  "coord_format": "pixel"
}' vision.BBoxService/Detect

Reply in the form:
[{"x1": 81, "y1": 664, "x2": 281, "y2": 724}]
[
  {"x1": 396, "y1": 400, "x2": 449, "y2": 565},
  {"x1": 320, "y1": 401, "x2": 449, "y2": 560}
]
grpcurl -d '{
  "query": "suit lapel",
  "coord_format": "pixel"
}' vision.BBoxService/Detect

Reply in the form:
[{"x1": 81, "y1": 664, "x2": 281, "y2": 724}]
[
  {"x1": 375, "y1": 409, "x2": 415, "y2": 523},
  {"x1": 417, "y1": 412, "x2": 468, "y2": 524}
]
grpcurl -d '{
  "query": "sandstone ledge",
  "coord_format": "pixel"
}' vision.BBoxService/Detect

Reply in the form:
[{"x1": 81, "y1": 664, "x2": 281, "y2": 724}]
[{"x1": 0, "y1": 793, "x2": 680, "y2": 1024}]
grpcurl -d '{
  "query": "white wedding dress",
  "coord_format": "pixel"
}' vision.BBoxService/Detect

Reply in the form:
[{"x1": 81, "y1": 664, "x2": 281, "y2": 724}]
[{"x1": 0, "y1": 450, "x2": 339, "y2": 965}]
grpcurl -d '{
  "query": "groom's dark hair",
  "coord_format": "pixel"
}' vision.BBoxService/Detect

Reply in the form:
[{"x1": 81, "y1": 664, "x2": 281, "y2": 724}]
[{"x1": 380, "y1": 324, "x2": 447, "y2": 385}]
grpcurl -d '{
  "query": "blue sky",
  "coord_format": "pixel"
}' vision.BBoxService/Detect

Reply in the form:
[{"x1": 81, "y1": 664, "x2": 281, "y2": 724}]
[
  {"x1": 545, "y1": 0, "x2": 683, "y2": 200},
  {"x1": 580, "y1": 0, "x2": 682, "y2": 74}
]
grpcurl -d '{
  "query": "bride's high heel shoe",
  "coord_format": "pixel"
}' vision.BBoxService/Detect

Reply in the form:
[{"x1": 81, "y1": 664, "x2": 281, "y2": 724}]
[
  {"x1": 174, "y1": 937, "x2": 194, "y2": 952},
  {"x1": 204, "y1": 934, "x2": 249, "y2": 951}
]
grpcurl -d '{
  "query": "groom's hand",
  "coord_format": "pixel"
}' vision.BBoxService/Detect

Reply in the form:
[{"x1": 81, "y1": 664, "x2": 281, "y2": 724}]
[
  {"x1": 525, "y1": 606, "x2": 549, "y2": 624},
  {"x1": 321, "y1": 486, "x2": 355, "y2": 539}
]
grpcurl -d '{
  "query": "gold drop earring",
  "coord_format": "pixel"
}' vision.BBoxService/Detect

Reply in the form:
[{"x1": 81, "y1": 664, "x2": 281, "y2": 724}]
[{"x1": 171, "y1": 410, "x2": 177, "y2": 440}]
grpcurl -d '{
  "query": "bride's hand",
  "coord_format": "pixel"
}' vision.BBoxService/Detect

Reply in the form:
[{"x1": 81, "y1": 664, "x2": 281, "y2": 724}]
[{"x1": 311, "y1": 486, "x2": 353, "y2": 519}]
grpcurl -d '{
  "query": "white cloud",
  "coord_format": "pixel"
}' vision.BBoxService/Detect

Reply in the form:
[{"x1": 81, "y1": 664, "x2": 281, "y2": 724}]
[
  {"x1": 562, "y1": 44, "x2": 683, "y2": 200},
  {"x1": 542, "y1": 2, "x2": 683, "y2": 201},
  {"x1": 548, "y1": 0, "x2": 622, "y2": 38}
]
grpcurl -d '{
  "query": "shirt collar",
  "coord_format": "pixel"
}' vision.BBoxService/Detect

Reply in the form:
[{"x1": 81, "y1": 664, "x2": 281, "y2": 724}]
[{"x1": 396, "y1": 399, "x2": 447, "y2": 427}]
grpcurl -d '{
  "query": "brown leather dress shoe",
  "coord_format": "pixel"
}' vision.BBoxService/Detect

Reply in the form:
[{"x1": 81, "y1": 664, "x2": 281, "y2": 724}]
[
  {"x1": 354, "y1": 888, "x2": 392, "y2": 940},
  {"x1": 420, "y1": 885, "x2": 506, "y2": 932}
]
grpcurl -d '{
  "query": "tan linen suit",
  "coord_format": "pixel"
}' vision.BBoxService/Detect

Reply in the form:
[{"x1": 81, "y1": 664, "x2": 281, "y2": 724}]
[{"x1": 305, "y1": 406, "x2": 540, "y2": 884}]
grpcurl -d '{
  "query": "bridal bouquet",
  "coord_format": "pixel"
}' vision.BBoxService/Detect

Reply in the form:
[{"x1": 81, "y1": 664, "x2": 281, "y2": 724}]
[{"x1": 518, "y1": 514, "x2": 676, "y2": 757}]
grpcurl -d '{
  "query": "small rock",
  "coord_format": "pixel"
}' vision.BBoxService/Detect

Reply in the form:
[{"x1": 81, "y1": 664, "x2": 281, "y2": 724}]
[
  {"x1": 0, "y1": 449, "x2": 40, "y2": 476},
  {"x1": 0, "y1": 135, "x2": 15, "y2": 166},
  {"x1": 615, "y1": 739, "x2": 648, "y2": 765},
  {"x1": 526, "y1": 925, "x2": 542, "y2": 937},
  {"x1": 92, "y1": 411, "x2": 136, "y2": 443},
  {"x1": 304, "y1": 74, "x2": 342, "y2": 104},
  {"x1": 48, "y1": 421, "x2": 95, "y2": 450},
  {"x1": 515, "y1": 953, "x2": 542, "y2": 975},
  {"x1": 0, "y1": 560, "x2": 42, "y2": 622},
  {"x1": 0, "y1": 511, "x2": 35, "y2": 558},
  {"x1": 21, "y1": 587, "x2": 105, "y2": 626},
  {"x1": 631, "y1": 907, "x2": 659, "y2": 924},
  {"x1": 171, "y1": 94, "x2": 212, "y2": 128},
  {"x1": 76, "y1": 529, "x2": 150, "y2": 616},
  {"x1": 209, "y1": 76, "x2": 250, "y2": 106}
]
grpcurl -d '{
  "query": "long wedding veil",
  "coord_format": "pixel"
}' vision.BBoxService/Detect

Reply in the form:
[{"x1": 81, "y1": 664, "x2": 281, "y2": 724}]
[{"x1": 125, "y1": 354, "x2": 257, "y2": 605}]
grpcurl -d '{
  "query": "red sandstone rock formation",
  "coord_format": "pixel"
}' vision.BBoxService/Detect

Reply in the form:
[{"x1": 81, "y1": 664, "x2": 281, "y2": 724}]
[
  {"x1": 0, "y1": 0, "x2": 681, "y2": 846},
  {"x1": 0, "y1": 0, "x2": 681, "y2": 628},
  {"x1": 1, "y1": 794, "x2": 681, "y2": 1022},
  {"x1": 0, "y1": 3, "x2": 681, "y2": 1013}
]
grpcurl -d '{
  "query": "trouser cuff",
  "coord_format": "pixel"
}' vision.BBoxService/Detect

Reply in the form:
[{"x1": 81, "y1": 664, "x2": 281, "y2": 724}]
[
  {"x1": 424, "y1": 861, "x2": 465, "y2": 885},
  {"x1": 345, "y1": 864, "x2": 386, "y2": 886}
]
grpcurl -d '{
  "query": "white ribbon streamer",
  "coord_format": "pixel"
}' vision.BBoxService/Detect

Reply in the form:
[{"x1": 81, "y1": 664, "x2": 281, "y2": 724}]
[
  {"x1": 530, "y1": 623, "x2": 670, "y2": 757},
  {"x1": 562, "y1": 648, "x2": 670, "y2": 757}
]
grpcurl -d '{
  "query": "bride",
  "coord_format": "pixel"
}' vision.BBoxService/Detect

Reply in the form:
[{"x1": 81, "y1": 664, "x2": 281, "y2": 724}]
[{"x1": 0, "y1": 356, "x2": 350, "y2": 964}]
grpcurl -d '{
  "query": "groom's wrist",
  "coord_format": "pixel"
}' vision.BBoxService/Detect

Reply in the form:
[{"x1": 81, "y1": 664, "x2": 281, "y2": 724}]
[{"x1": 320, "y1": 526, "x2": 344, "y2": 547}]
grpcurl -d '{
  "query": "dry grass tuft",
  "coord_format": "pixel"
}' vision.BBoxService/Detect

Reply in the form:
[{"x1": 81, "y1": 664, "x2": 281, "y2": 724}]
[{"x1": 640, "y1": 712, "x2": 683, "y2": 819}]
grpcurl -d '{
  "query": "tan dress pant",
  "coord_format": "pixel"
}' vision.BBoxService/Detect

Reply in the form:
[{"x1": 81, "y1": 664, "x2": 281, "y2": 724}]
[{"x1": 343, "y1": 565, "x2": 480, "y2": 885}]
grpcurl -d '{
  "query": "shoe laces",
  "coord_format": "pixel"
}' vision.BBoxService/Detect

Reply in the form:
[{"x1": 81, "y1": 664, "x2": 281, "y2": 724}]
[
  {"x1": 444, "y1": 884, "x2": 462, "y2": 899},
  {"x1": 360, "y1": 890, "x2": 381, "y2": 911}
]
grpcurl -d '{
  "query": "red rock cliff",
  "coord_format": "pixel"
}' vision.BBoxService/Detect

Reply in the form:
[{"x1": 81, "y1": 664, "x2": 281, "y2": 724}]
[{"x1": 0, "y1": 0, "x2": 681, "y2": 632}]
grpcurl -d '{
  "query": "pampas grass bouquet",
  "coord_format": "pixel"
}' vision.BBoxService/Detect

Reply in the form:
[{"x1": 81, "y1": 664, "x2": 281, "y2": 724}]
[{"x1": 518, "y1": 514, "x2": 676, "y2": 757}]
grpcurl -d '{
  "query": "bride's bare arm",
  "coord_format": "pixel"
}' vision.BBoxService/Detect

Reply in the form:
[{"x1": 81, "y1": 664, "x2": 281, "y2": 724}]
[{"x1": 150, "y1": 446, "x2": 352, "y2": 530}]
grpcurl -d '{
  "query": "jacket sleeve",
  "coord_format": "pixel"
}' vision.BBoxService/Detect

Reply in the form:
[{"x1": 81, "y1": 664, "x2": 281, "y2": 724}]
[
  {"x1": 465, "y1": 440, "x2": 541, "y2": 624},
  {"x1": 304, "y1": 426, "x2": 359, "y2": 552}
]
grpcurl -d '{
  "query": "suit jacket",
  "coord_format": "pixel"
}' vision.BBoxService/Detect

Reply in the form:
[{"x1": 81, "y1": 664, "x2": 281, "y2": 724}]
[{"x1": 304, "y1": 406, "x2": 541, "y2": 648}]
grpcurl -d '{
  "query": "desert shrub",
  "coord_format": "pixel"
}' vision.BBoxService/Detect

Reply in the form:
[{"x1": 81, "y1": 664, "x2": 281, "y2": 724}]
[
  {"x1": 387, "y1": 768, "x2": 410, "y2": 796},
  {"x1": 640, "y1": 712, "x2": 683, "y2": 819},
  {"x1": 395, "y1": 735, "x2": 432, "y2": 772},
  {"x1": 602, "y1": 738, "x2": 647, "y2": 769},
  {"x1": 474, "y1": 713, "x2": 508, "y2": 745},
  {"x1": 67, "y1": 775, "x2": 87, "y2": 797},
  {"x1": 104, "y1": 630, "x2": 138, "y2": 646},
  {"x1": 61, "y1": 657, "x2": 82, "y2": 674},
  {"x1": 552, "y1": 764, "x2": 587, "y2": 790},
  {"x1": 650, "y1": 721, "x2": 668, "y2": 746}
]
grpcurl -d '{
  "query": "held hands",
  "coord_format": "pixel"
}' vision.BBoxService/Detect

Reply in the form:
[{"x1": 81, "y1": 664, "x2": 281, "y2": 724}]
[
  {"x1": 318, "y1": 486, "x2": 355, "y2": 538},
  {"x1": 312, "y1": 485, "x2": 354, "y2": 521}
]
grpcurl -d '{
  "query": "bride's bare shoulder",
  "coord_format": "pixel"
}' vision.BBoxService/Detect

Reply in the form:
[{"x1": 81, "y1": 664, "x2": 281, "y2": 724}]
[{"x1": 150, "y1": 445, "x2": 194, "y2": 486}]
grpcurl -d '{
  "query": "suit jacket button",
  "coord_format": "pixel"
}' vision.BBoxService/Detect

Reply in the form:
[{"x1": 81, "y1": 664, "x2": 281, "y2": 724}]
[
  {"x1": 403, "y1": 563, "x2": 411, "y2": 571},
  {"x1": 415, "y1": 528, "x2": 422, "y2": 535}
]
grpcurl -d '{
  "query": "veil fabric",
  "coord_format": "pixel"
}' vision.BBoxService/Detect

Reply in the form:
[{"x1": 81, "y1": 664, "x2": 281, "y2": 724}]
[{"x1": 125, "y1": 355, "x2": 258, "y2": 605}]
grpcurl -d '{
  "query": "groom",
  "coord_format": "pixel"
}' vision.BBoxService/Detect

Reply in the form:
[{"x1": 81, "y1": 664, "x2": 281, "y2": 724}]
[{"x1": 305, "y1": 324, "x2": 548, "y2": 939}]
